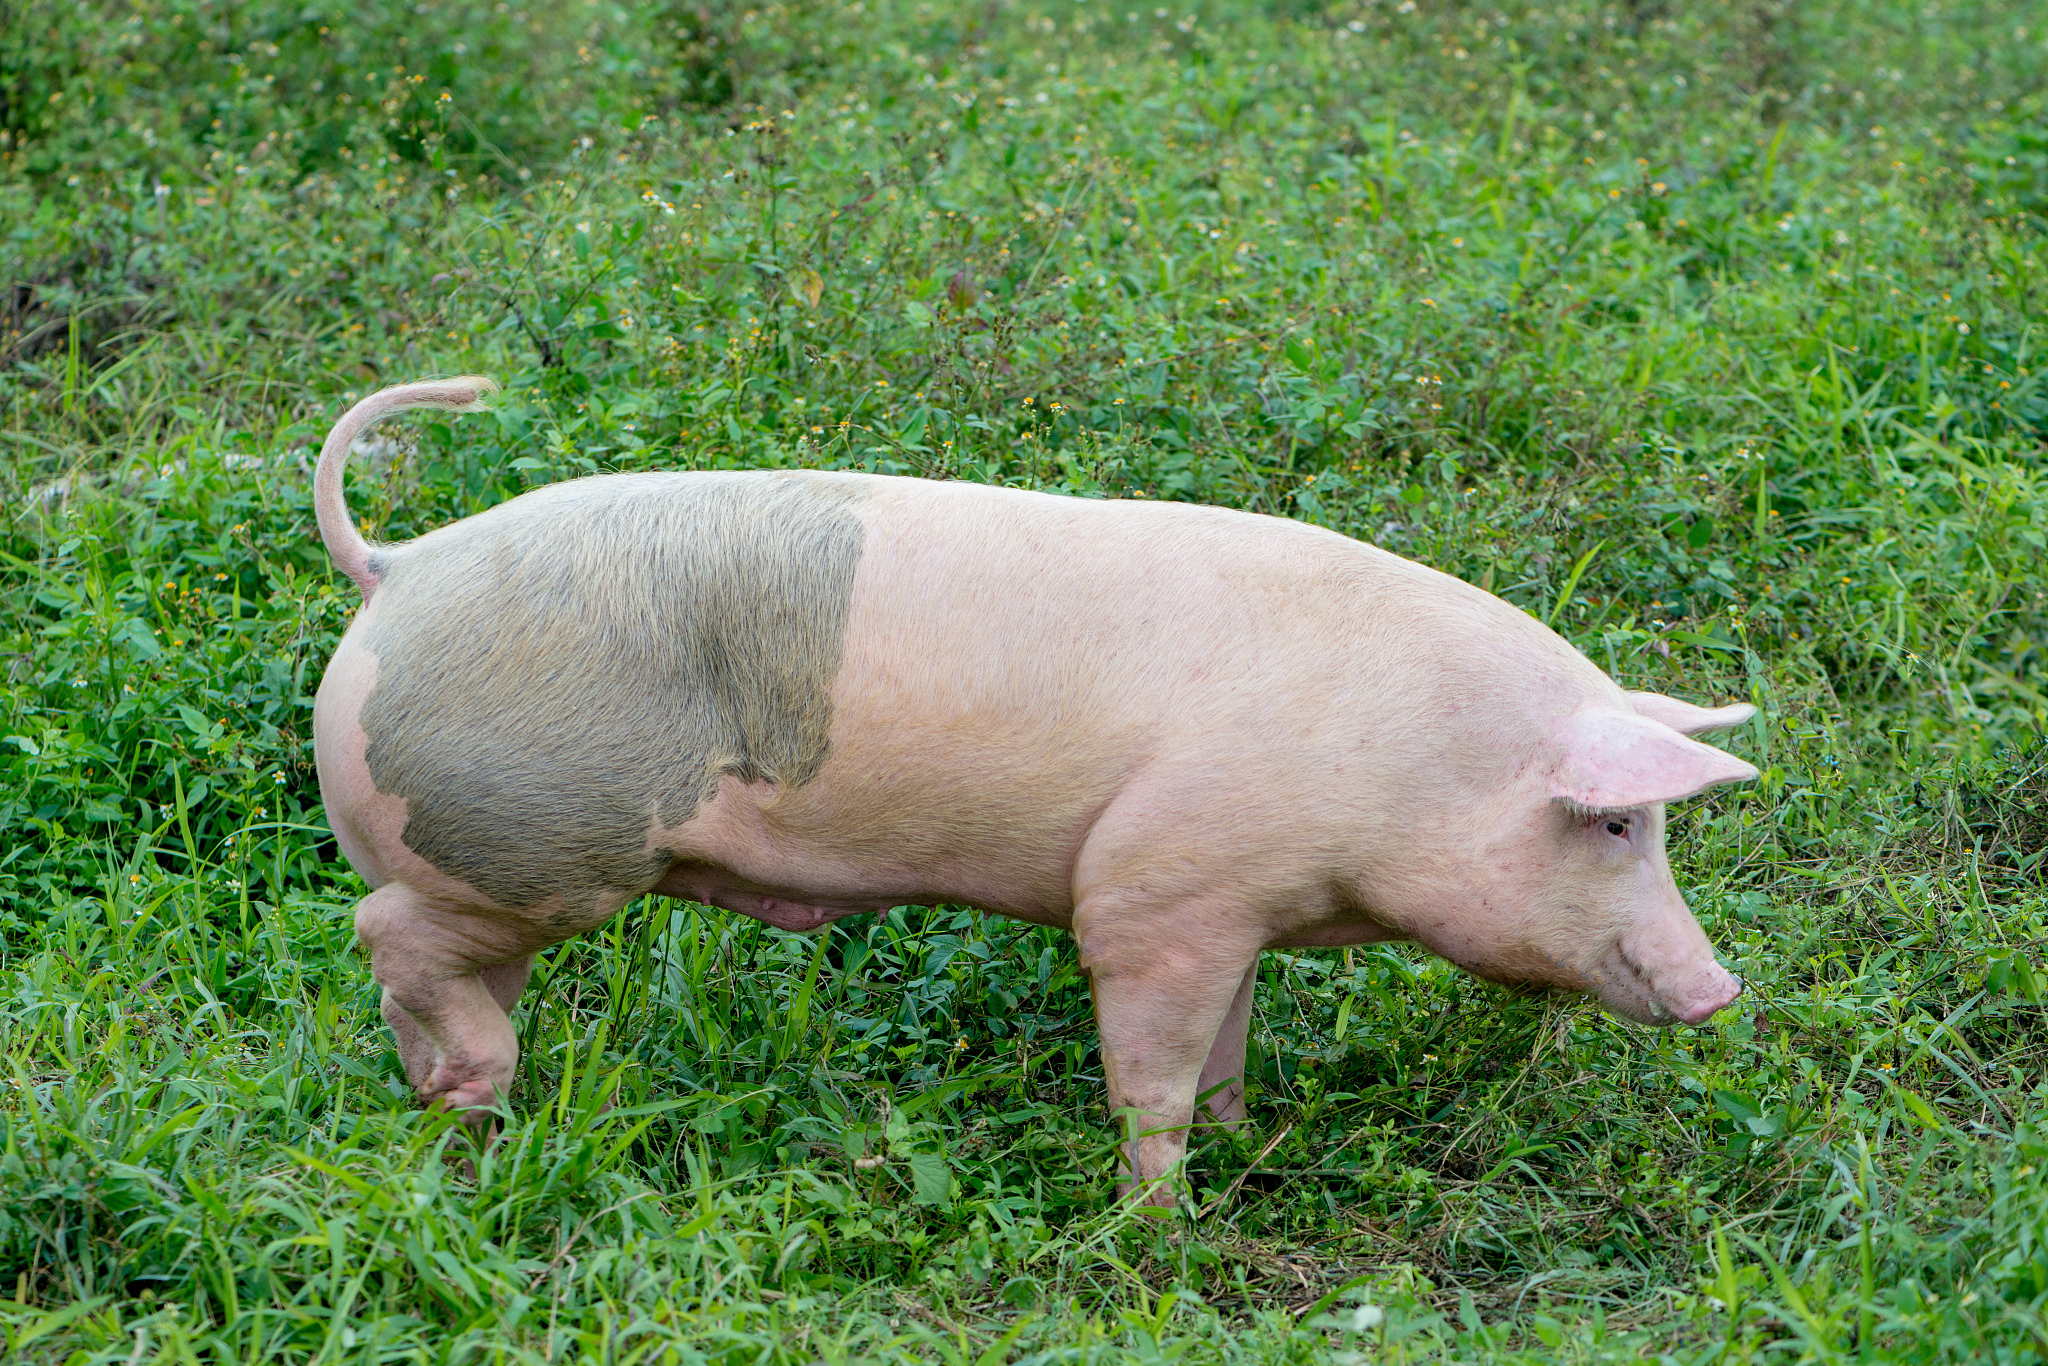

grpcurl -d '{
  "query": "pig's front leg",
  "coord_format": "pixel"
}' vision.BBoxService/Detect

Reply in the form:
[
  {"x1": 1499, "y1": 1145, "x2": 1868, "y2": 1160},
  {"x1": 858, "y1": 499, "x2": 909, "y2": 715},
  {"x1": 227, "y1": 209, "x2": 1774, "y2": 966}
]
[
  {"x1": 355, "y1": 884, "x2": 533, "y2": 1116},
  {"x1": 1079, "y1": 902, "x2": 1262, "y2": 1207},
  {"x1": 1195, "y1": 964, "x2": 1257, "y2": 1126}
]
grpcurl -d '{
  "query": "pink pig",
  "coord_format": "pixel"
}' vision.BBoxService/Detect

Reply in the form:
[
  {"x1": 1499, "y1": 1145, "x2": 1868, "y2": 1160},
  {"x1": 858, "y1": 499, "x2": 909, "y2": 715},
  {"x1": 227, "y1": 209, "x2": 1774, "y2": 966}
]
[{"x1": 312, "y1": 378, "x2": 1755, "y2": 1202}]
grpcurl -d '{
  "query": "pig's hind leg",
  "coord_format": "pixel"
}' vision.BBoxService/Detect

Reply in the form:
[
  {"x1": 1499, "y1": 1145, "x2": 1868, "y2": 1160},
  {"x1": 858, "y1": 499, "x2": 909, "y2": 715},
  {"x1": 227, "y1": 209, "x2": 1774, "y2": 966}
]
[
  {"x1": 381, "y1": 953, "x2": 538, "y2": 1106},
  {"x1": 354, "y1": 883, "x2": 535, "y2": 1116}
]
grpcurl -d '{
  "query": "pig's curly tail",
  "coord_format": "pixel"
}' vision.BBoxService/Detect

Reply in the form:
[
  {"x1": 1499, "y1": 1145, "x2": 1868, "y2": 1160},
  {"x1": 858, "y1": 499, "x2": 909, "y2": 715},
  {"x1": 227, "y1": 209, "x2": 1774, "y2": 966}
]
[{"x1": 315, "y1": 376, "x2": 498, "y2": 600}]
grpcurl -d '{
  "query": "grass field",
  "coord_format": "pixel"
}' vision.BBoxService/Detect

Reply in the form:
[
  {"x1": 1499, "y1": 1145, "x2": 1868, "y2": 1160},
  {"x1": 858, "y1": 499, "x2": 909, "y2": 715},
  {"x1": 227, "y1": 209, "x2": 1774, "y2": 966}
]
[{"x1": 3, "y1": 0, "x2": 2047, "y2": 1361}]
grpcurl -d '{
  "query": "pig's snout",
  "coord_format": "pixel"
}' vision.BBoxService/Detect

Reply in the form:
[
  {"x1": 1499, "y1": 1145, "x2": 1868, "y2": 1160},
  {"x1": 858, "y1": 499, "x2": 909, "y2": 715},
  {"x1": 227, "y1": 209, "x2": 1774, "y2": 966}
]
[
  {"x1": 1598, "y1": 910, "x2": 1742, "y2": 1027},
  {"x1": 1658, "y1": 960, "x2": 1742, "y2": 1026}
]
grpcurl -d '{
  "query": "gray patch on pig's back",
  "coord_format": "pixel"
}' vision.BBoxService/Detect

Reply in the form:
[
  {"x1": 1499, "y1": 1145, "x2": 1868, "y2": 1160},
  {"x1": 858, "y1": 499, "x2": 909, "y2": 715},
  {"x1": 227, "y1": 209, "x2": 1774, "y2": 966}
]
[{"x1": 358, "y1": 470, "x2": 867, "y2": 913}]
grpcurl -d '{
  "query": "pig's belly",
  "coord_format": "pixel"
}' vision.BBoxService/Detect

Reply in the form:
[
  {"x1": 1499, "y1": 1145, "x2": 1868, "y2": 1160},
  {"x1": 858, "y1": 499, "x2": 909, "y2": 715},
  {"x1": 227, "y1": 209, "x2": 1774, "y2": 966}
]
[
  {"x1": 650, "y1": 859, "x2": 891, "y2": 932},
  {"x1": 648, "y1": 840, "x2": 1081, "y2": 935},
  {"x1": 654, "y1": 852, "x2": 1404, "y2": 949},
  {"x1": 1267, "y1": 921, "x2": 1407, "y2": 949}
]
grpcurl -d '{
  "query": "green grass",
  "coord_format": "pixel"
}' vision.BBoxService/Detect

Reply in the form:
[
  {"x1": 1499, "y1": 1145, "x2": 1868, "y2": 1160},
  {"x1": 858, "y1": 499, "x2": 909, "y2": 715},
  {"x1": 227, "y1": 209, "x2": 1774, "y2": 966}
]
[{"x1": 3, "y1": 0, "x2": 2047, "y2": 1360}]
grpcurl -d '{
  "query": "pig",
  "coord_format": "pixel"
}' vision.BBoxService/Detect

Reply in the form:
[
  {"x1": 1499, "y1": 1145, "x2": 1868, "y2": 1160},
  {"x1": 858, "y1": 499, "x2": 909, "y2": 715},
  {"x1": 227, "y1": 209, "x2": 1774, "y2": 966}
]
[{"x1": 311, "y1": 376, "x2": 1757, "y2": 1204}]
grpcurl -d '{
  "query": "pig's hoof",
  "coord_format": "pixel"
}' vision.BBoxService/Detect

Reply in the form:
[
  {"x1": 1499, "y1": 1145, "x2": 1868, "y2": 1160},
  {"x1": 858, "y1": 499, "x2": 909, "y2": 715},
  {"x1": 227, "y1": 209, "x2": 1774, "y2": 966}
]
[
  {"x1": 435, "y1": 1088, "x2": 502, "y2": 1121},
  {"x1": 1116, "y1": 1178, "x2": 1186, "y2": 1213},
  {"x1": 423, "y1": 1067, "x2": 506, "y2": 1119}
]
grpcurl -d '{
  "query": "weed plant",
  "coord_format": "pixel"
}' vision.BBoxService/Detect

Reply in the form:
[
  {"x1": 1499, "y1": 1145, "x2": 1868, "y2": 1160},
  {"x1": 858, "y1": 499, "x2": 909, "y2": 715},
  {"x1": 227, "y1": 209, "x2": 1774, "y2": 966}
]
[{"x1": 2, "y1": 0, "x2": 2047, "y2": 1362}]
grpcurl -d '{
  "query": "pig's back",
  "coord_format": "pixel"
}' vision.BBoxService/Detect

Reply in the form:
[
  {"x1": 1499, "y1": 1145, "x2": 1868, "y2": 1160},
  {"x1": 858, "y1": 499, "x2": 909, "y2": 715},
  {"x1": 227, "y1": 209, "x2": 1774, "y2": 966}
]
[{"x1": 834, "y1": 473, "x2": 1565, "y2": 752}]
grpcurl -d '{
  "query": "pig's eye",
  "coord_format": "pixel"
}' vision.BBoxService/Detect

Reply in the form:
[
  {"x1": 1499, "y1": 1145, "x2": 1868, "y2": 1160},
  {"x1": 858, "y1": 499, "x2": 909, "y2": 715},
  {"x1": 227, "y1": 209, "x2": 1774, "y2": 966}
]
[{"x1": 1605, "y1": 818, "x2": 1631, "y2": 837}]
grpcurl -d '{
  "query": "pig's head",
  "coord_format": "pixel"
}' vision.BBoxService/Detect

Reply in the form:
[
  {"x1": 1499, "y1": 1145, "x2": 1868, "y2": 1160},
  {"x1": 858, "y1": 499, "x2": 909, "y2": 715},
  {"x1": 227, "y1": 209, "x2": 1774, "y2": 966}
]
[
  {"x1": 1542, "y1": 693, "x2": 1757, "y2": 1025},
  {"x1": 1402, "y1": 690, "x2": 1758, "y2": 1028}
]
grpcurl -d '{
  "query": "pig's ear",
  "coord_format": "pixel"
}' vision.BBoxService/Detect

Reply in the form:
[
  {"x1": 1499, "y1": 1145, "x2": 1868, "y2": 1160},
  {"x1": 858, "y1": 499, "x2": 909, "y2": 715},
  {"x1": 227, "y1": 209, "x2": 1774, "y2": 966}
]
[
  {"x1": 1625, "y1": 691, "x2": 1756, "y2": 736},
  {"x1": 1551, "y1": 709, "x2": 1759, "y2": 810}
]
